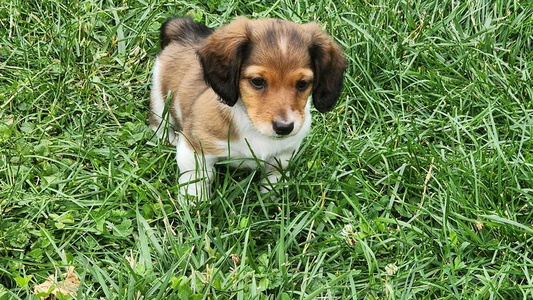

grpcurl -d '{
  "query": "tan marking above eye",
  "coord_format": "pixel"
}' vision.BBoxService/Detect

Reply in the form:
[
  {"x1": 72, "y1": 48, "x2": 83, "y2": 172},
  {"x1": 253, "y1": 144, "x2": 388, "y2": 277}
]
[{"x1": 243, "y1": 66, "x2": 313, "y2": 80}]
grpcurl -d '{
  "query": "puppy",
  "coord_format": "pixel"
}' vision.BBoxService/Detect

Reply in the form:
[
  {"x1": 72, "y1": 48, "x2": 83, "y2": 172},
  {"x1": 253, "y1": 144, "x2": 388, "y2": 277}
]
[{"x1": 150, "y1": 17, "x2": 346, "y2": 198}]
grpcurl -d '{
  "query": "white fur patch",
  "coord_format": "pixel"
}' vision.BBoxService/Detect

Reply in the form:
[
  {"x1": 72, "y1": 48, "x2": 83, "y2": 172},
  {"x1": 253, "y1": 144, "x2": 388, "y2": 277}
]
[
  {"x1": 150, "y1": 58, "x2": 179, "y2": 145},
  {"x1": 278, "y1": 35, "x2": 289, "y2": 55},
  {"x1": 216, "y1": 99, "x2": 312, "y2": 168}
]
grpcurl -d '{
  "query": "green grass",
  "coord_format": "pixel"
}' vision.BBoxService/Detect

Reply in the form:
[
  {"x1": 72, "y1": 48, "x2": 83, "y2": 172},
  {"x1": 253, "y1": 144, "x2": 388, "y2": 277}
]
[{"x1": 1, "y1": 0, "x2": 532, "y2": 298}]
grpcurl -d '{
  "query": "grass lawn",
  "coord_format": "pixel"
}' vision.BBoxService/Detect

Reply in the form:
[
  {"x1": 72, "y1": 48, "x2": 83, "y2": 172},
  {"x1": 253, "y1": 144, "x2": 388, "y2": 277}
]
[{"x1": 1, "y1": 0, "x2": 532, "y2": 298}]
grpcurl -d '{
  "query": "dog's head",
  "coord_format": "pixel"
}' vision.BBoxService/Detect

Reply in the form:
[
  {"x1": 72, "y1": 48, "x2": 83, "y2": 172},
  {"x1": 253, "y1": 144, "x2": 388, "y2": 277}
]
[{"x1": 198, "y1": 17, "x2": 346, "y2": 137}]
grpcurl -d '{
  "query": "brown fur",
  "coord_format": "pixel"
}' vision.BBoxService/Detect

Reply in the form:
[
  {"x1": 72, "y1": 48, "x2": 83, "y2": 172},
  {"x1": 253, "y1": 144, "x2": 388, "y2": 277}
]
[
  {"x1": 239, "y1": 65, "x2": 313, "y2": 132},
  {"x1": 152, "y1": 42, "x2": 236, "y2": 154}
]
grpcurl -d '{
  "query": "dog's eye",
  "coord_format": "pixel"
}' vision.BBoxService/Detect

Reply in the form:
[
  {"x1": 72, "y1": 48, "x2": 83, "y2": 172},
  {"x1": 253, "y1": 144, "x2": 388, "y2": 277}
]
[
  {"x1": 250, "y1": 77, "x2": 266, "y2": 89},
  {"x1": 296, "y1": 80, "x2": 310, "y2": 91}
]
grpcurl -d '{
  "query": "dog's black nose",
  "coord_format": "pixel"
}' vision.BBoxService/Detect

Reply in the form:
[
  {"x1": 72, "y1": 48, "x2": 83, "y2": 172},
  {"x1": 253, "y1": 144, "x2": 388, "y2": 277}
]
[{"x1": 273, "y1": 121, "x2": 294, "y2": 136}]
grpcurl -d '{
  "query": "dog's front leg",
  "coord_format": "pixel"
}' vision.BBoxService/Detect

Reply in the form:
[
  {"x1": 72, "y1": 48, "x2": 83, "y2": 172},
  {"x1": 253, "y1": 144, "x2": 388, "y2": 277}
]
[
  {"x1": 259, "y1": 152, "x2": 293, "y2": 193},
  {"x1": 176, "y1": 138, "x2": 216, "y2": 199}
]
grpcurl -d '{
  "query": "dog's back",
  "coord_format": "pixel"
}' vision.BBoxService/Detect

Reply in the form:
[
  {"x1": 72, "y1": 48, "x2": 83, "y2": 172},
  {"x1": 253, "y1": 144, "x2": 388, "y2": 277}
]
[{"x1": 160, "y1": 17, "x2": 213, "y2": 49}]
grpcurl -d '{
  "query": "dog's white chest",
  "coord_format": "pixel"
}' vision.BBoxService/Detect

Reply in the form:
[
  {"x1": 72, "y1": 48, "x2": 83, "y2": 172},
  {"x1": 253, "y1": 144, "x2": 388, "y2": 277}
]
[
  {"x1": 218, "y1": 103, "x2": 312, "y2": 168},
  {"x1": 233, "y1": 129, "x2": 304, "y2": 159}
]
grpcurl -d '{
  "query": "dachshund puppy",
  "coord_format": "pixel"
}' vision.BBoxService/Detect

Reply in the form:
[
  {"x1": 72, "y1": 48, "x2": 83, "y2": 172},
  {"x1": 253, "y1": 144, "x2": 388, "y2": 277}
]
[{"x1": 150, "y1": 17, "x2": 346, "y2": 198}]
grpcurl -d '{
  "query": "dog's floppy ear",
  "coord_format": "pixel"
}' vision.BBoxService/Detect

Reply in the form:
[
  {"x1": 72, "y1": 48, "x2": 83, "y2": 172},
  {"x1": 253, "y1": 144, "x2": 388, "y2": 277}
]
[
  {"x1": 307, "y1": 24, "x2": 347, "y2": 113},
  {"x1": 197, "y1": 17, "x2": 250, "y2": 106}
]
